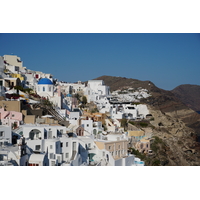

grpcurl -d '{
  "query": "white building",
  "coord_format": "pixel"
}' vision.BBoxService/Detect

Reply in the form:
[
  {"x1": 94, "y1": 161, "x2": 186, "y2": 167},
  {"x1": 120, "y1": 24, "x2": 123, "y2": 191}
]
[
  {"x1": 36, "y1": 78, "x2": 54, "y2": 98},
  {"x1": 23, "y1": 72, "x2": 38, "y2": 90},
  {"x1": 84, "y1": 80, "x2": 110, "y2": 103},
  {"x1": 59, "y1": 81, "x2": 85, "y2": 96},
  {"x1": 36, "y1": 78, "x2": 63, "y2": 109},
  {"x1": 0, "y1": 125, "x2": 12, "y2": 145}
]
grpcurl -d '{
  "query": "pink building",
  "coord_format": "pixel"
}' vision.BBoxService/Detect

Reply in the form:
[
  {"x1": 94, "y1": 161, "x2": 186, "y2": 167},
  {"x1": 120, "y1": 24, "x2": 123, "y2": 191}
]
[{"x1": 0, "y1": 108, "x2": 23, "y2": 128}]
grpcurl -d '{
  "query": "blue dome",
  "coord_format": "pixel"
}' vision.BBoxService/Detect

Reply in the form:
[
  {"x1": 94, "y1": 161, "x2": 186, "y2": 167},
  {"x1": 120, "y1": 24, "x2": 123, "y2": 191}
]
[
  {"x1": 66, "y1": 94, "x2": 72, "y2": 97},
  {"x1": 38, "y1": 78, "x2": 53, "y2": 85}
]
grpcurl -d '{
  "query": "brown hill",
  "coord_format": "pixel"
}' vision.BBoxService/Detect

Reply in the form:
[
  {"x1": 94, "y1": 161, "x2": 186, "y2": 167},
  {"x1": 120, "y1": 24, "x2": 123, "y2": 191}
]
[
  {"x1": 94, "y1": 75, "x2": 157, "y2": 92},
  {"x1": 93, "y1": 76, "x2": 200, "y2": 165},
  {"x1": 171, "y1": 84, "x2": 200, "y2": 112},
  {"x1": 94, "y1": 75, "x2": 200, "y2": 132}
]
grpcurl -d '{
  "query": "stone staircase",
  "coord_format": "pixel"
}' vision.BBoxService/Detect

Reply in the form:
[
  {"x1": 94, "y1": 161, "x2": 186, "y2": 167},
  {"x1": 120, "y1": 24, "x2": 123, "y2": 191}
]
[{"x1": 32, "y1": 98, "x2": 68, "y2": 126}]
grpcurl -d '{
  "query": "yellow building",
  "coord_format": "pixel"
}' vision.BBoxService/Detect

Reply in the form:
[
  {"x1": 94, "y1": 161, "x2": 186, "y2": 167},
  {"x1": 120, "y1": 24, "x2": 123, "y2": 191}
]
[
  {"x1": 11, "y1": 73, "x2": 24, "y2": 81},
  {"x1": 128, "y1": 130, "x2": 145, "y2": 137},
  {"x1": 82, "y1": 111, "x2": 106, "y2": 123}
]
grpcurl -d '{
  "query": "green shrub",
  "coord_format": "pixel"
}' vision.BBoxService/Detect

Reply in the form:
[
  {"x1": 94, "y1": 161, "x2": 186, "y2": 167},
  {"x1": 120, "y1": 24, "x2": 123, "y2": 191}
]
[
  {"x1": 131, "y1": 102, "x2": 141, "y2": 105},
  {"x1": 129, "y1": 121, "x2": 135, "y2": 126},
  {"x1": 152, "y1": 159, "x2": 160, "y2": 166},
  {"x1": 139, "y1": 122, "x2": 148, "y2": 127}
]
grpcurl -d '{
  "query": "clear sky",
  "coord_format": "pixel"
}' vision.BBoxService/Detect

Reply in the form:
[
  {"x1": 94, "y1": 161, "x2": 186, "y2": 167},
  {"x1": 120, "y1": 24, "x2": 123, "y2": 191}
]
[{"x1": 0, "y1": 33, "x2": 200, "y2": 90}]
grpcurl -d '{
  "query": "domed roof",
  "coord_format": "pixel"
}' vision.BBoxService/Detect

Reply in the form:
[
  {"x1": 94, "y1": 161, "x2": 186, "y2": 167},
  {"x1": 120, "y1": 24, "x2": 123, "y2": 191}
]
[{"x1": 38, "y1": 78, "x2": 53, "y2": 85}]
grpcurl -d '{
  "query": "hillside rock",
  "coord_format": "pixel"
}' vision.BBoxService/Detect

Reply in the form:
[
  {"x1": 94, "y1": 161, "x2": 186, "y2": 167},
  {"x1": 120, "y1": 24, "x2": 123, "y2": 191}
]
[
  {"x1": 147, "y1": 105, "x2": 200, "y2": 166},
  {"x1": 171, "y1": 84, "x2": 200, "y2": 112}
]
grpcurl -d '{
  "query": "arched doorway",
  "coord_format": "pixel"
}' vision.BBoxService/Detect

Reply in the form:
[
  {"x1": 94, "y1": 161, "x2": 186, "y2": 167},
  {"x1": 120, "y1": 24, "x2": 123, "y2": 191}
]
[{"x1": 29, "y1": 129, "x2": 42, "y2": 140}]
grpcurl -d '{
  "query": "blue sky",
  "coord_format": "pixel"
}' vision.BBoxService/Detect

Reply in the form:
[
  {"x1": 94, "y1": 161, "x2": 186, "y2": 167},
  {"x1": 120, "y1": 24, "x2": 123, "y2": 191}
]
[{"x1": 0, "y1": 33, "x2": 200, "y2": 90}]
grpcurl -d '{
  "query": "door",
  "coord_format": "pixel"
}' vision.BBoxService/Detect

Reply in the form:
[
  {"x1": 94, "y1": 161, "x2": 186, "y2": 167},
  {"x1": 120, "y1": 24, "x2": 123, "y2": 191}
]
[{"x1": 72, "y1": 142, "x2": 76, "y2": 151}]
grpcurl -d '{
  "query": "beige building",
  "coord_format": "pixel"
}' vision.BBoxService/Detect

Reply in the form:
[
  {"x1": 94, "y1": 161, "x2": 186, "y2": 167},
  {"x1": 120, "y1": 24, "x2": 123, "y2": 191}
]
[
  {"x1": 21, "y1": 110, "x2": 35, "y2": 124},
  {"x1": 0, "y1": 100, "x2": 21, "y2": 112},
  {"x1": 82, "y1": 111, "x2": 106, "y2": 124},
  {"x1": 95, "y1": 139, "x2": 129, "y2": 160},
  {"x1": 135, "y1": 138, "x2": 151, "y2": 154},
  {"x1": 3, "y1": 55, "x2": 23, "y2": 70}
]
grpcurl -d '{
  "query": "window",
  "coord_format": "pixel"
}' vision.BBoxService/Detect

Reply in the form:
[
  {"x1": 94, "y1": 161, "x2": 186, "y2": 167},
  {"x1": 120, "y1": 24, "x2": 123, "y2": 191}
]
[
  {"x1": 50, "y1": 145, "x2": 53, "y2": 149},
  {"x1": 60, "y1": 142, "x2": 63, "y2": 147},
  {"x1": 57, "y1": 156, "x2": 61, "y2": 163},
  {"x1": 38, "y1": 86, "x2": 40, "y2": 92},
  {"x1": 49, "y1": 87, "x2": 51, "y2": 92},
  {"x1": 0, "y1": 131, "x2": 4, "y2": 137},
  {"x1": 50, "y1": 153, "x2": 54, "y2": 159},
  {"x1": 108, "y1": 146, "x2": 111, "y2": 150},
  {"x1": 43, "y1": 87, "x2": 45, "y2": 91},
  {"x1": 65, "y1": 153, "x2": 69, "y2": 158},
  {"x1": 72, "y1": 142, "x2": 76, "y2": 151},
  {"x1": 51, "y1": 161, "x2": 55, "y2": 166},
  {"x1": 103, "y1": 152, "x2": 105, "y2": 156},
  {"x1": 35, "y1": 145, "x2": 40, "y2": 150},
  {"x1": 87, "y1": 124, "x2": 89, "y2": 127},
  {"x1": 66, "y1": 142, "x2": 68, "y2": 147},
  {"x1": 88, "y1": 143, "x2": 91, "y2": 148},
  {"x1": 119, "y1": 145, "x2": 120, "y2": 149},
  {"x1": 12, "y1": 114, "x2": 15, "y2": 117},
  {"x1": 48, "y1": 131, "x2": 52, "y2": 139}
]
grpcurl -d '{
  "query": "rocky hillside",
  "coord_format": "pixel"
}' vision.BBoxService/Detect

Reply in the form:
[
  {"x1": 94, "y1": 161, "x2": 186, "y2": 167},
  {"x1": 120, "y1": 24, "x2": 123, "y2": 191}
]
[
  {"x1": 145, "y1": 106, "x2": 200, "y2": 166},
  {"x1": 94, "y1": 75, "x2": 157, "y2": 92},
  {"x1": 94, "y1": 75, "x2": 200, "y2": 165},
  {"x1": 171, "y1": 84, "x2": 200, "y2": 112}
]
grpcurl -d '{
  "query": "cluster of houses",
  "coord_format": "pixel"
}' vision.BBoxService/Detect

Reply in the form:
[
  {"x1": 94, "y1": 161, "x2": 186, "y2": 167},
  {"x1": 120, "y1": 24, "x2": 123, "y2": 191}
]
[{"x1": 0, "y1": 54, "x2": 154, "y2": 166}]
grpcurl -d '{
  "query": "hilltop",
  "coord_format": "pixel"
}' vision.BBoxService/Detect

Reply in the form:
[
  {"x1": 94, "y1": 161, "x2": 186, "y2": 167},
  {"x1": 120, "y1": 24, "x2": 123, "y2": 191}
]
[{"x1": 94, "y1": 75, "x2": 157, "y2": 92}]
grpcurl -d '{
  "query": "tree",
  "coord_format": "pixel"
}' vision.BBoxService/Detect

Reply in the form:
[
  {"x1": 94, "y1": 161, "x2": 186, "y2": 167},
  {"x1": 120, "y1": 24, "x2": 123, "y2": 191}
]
[
  {"x1": 24, "y1": 88, "x2": 33, "y2": 94},
  {"x1": 74, "y1": 93, "x2": 81, "y2": 102},
  {"x1": 82, "y1": 96, "x2": 87, "y2": 105},
  {"x1": 121, "y1": 118, "x2": 127, "y2": 130}
]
